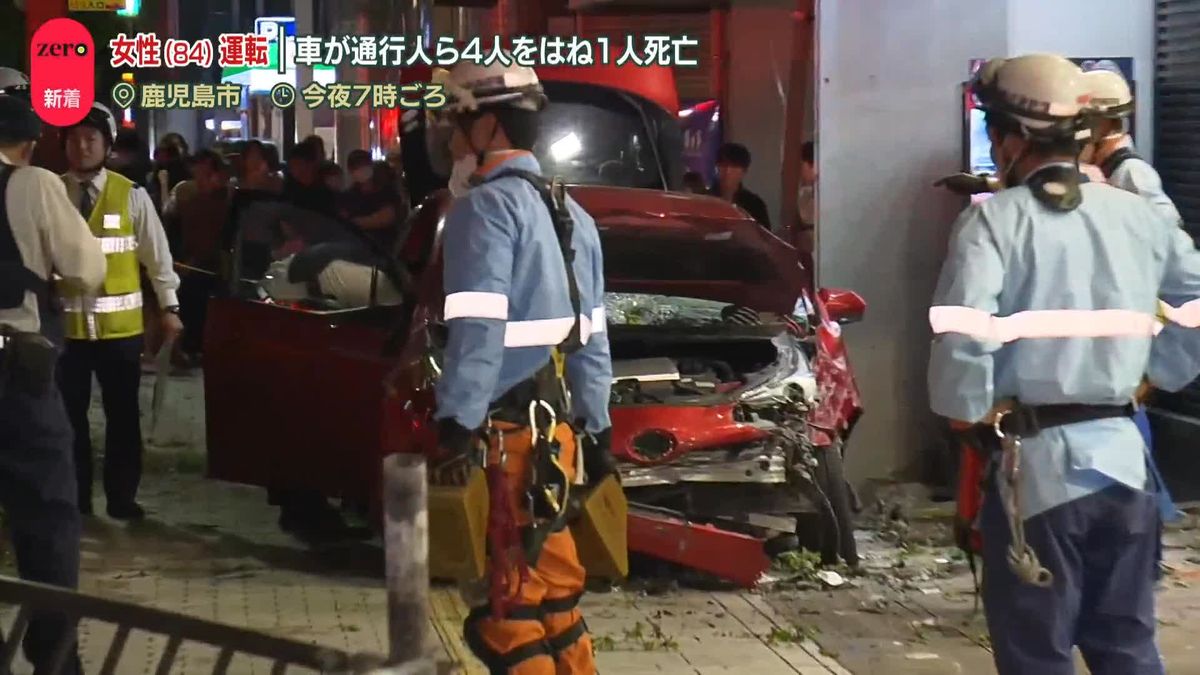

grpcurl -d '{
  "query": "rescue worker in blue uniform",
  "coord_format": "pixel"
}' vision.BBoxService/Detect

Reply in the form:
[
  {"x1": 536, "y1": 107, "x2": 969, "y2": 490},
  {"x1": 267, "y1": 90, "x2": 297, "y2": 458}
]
[
  {"x1": 0, "y1": 84, "x2": 105, "y2": 675},
  {"x1": 1080, "y1": 67, "x2": 1188, "y2": 458},
  {"x1": 1080, "y1": 68, "x2": 1182, "y2": 228},
  {"x1": 928, "y1": 53, "x2": 1200, "y2": 675},
  {"x1": 428, "y1": 59, "x2": 614, "y2": 674}
]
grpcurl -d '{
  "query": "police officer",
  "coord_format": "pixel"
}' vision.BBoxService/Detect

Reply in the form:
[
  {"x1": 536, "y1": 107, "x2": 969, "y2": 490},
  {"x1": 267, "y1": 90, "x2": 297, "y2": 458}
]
[
  {"x1": 0, "y1": 86, "x2": 105, "y2": 675},
  {"x1": 429, "y1": 59, "x2": 614, "y2": 674},
  {"x1": 1081, "y1": 68, "x2": 1182, "y2": 228},
  {"x1": 59, "y1": 102, "x2": 182, "y2": 520},
  {"x1": 928, "y1": 53, "x2": 1200, "y2": 675}
]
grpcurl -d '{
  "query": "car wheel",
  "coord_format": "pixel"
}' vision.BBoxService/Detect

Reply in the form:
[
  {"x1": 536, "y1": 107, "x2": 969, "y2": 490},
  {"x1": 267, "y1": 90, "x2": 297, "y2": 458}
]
[{"x1": 808, "y1": 441, "x2": 859, "y2": 568}]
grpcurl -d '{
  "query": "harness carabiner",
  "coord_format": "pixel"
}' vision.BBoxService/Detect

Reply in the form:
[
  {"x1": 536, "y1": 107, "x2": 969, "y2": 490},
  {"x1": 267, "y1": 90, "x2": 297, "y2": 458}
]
[{"x1": 529, "y1": 400, "x2": 557, "y2": 446}]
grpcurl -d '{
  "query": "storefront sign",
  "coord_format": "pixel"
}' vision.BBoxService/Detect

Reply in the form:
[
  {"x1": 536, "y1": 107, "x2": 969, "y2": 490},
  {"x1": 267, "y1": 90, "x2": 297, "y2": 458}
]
[{"x1": 68, "y1": 0, "x2": 126, "y2": 11}]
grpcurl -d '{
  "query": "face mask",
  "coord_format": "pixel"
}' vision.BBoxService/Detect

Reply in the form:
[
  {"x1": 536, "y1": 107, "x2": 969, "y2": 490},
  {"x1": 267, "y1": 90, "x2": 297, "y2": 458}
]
[
  {"x1": 352, "y1": 168, "x2": 372, "y2": 184},
  {"x1": 448, "y1": 154, "x2": 477, "y2": 198}
]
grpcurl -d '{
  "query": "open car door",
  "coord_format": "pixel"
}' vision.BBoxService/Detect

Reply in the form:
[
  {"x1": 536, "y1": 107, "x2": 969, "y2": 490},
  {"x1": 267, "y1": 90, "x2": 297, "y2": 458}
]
[{"x1": 204, "y1": 192, "x2": 411, "y2": 500}]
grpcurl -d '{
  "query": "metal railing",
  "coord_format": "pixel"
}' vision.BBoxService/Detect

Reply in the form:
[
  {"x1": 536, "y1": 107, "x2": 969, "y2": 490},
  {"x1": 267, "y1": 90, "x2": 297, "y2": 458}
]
[
  {"x1": 0, "y1": 454, "x2": 443, "y2": 675},
  {"x1": 0, "y1": 575, "x2": 387, "y2": 674}
]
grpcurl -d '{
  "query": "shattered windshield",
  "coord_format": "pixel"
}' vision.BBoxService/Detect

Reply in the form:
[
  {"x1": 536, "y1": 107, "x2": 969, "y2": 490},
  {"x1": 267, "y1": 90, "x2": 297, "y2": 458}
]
[{"x1": 606, "y1": 293, "x2": 743, "y2": 327}]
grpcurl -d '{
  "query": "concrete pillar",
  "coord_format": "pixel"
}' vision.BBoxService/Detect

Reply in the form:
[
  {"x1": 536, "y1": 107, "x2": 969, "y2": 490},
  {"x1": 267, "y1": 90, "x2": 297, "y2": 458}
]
[
  {"x1": 816, "y1": 0, "x2": 1008, "y2": 485},
  {"x1": 383, "y1": 453, "x2": 434, "y2": 673},
  {"x1": 726, "y1": 0, "x2": 796, "y2": 233}
]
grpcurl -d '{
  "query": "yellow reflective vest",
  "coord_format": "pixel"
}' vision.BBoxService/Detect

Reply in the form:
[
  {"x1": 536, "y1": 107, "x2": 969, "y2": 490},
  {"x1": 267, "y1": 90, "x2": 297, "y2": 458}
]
[{"x1": 61, "y1": 172, "x2": 143, "y2": 340}]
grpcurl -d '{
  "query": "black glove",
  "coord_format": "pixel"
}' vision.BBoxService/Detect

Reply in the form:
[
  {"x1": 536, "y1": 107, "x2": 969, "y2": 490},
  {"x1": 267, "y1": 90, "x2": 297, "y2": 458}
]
[
  {"x1": 581, "y1": 427, "x2": 618, "y2": 485},
  {"x1": 437, "y1": 418, "x2": 477, "y2": 459},
  {"x1": 933, "y1": 172, "x2": 996, "y2": 196}
]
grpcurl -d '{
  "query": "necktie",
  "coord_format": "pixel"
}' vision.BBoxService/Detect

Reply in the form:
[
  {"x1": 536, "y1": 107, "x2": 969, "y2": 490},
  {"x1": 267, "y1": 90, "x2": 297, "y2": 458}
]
[{"x1": 79, "y1": 183, "x2": 93, "y2": 219}]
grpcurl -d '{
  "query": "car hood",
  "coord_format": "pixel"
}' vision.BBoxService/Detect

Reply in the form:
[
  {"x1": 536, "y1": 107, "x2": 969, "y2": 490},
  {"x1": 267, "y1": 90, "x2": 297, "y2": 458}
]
[{"x1": 567, "y1": 185, "x2": 806, "y2": 314}]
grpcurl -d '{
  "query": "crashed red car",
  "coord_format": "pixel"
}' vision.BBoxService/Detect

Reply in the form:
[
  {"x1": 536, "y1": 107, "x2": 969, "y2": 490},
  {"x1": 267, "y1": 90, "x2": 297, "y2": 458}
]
[{"x1": 203, "y1": 60, "x2": 863, "y2": 587}]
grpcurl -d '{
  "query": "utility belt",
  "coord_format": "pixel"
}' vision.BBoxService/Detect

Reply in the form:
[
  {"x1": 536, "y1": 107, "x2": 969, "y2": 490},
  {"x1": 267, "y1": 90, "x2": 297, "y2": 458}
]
[
  {"x1": 488, "y1": 358, "x2": 571, "y2": 426},
  {"x1": 481, "y1": 353, "x2": 579, "y2": 560},
  {"x1": 959, "y1": 402, "x2": 1136, "y2": 453},
  {"x1": 0, "y1": 329, "x2": 60, "y2": 398}
]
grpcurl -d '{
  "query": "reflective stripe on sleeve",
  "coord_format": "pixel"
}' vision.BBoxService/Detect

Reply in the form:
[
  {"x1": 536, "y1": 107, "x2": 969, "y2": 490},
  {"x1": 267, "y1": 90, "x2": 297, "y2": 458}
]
[
  {"x1": 505, "y1": 317, "x2": 578, "y2": 348},
  {"x1": 98, "y1": 235, "x2": 138, "y2": 254},
  {"x1": 444, "y1": 292, "x2": 509, "y2": 321},
  {"x1": 929, "y1": 306, "x2": 1165, "y2": 343},
  {"x1": 590, "y1": 307, "x2": 607, "y2": 334},
  {"x1": 62, "y1": 291, "x2": 144, "y2": 314}
]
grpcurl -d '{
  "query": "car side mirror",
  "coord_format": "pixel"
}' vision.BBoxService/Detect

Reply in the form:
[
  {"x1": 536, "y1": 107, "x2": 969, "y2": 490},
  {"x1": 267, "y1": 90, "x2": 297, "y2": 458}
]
[{"x1": 819, "y1": 287, "x2": 867, "y2": 325}]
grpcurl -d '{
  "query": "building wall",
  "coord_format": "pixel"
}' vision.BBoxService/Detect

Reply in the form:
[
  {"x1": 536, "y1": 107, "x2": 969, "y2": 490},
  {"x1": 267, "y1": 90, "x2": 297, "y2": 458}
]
[
  {"x1": 816, "y1": 0, "x2": 1008, "y2": 483},
  {"x1": 816, "y1": 0, "x2": 1157, "y2": 484}
]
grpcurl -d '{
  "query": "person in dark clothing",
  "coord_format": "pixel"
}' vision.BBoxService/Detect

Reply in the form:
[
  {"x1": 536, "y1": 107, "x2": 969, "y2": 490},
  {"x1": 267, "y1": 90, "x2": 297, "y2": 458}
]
[
  {"x1": 319, "y1": 160, "x2": 345, "y2": 193},
  {"x1": 282, "y1": 139, "x2": 337, "y2": 217},
  {"x1": 711, "y1": 142, "x2": 772, "y2": 230},
  {"x1": 107, "y1": 129, "x2": 151, "y2": 186},
  {"x1": 341, "y1": 152, "x2": 403, "y2": 251},
  {"x1": 400, "y1": 109, "x2": 448, "y2": 206},
  {"x1": 166, "y1": 149, "x2": 233, "y2": 364},
  {"x1": 148, "y1": 135, "x2": 190, "y2": 215}
]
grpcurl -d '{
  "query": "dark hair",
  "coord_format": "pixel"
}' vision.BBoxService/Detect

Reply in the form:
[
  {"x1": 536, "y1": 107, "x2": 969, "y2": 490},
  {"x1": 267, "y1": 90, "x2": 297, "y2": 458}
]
[
  {"x1": 490, "y1": 108, "x2": 539, "y2": 151},
  {"x1": 319, "y1": 160, "x2": 343, "y2": 180},
  {"x1": 243, "y1": 139, "x2": 280, "y2": 171},
  {"x1": 302, "y1": 134, "x2": 326, "y2": 158},
  {"x1": 158, "y1": 132, "x2": 189, "y2": 157},
  {"x1": 346, "y1": 149, "x2": 372, "y2": 170},
  {"x1": 288, "y1": 139, "x2": 322, "y2": 164},
  {"x1": 717, "y1": 142, "x2": 752, "y2": 168},
  {"x1": 801, "y1": 141, "x2": 815, "y2": 165},
  {"x1": 0, "y1": 96, "x2": 42, "y2": 144},
  {"x1": 369, "y1": 160, "x2": 397, "y2": 194},
  {"x1": 189, "y1": 148, "x2": 229, "y2": 174}
]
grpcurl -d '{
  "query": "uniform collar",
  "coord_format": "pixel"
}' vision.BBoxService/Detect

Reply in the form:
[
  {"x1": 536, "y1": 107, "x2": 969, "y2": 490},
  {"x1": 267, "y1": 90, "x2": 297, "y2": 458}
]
[
  {"x1": 68, "y1": 167, "x2": 107, "y2": 192},
  {"x1": 476, "y1": 150, "x2": 540, "y2": 180}
]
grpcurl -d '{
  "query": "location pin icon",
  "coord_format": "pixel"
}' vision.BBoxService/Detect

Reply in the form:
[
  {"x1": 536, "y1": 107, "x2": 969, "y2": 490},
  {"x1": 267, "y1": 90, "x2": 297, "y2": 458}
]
[{"x1": 111, "y1": 82, "x2": 136, "y2": 109}]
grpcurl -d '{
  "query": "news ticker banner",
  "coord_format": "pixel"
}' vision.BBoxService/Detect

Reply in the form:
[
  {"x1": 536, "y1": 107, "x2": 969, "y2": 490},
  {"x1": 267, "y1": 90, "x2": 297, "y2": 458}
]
[{"x1": 29, "y1": 19, "x2": 702, "y2": 123}]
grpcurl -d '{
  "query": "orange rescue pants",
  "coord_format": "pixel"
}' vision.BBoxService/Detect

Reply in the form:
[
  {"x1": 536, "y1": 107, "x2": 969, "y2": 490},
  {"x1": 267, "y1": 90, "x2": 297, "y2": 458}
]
[{"x1": 464, "y1": 421, "x2": 595, "y2": 675}]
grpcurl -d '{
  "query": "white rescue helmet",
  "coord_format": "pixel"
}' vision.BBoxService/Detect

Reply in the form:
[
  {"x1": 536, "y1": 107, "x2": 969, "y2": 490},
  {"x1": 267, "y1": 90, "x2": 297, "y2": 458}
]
[
  {"x1": 972, "y1": 53, "x2": 1092, "y2": 141},
  {"x1": 431, "y1": 57, "x2": 548, "y2": 119},
  {"x1": 0, "y1": 67, "x2": 29, "y2": 91},
  {"x1": 1083, "y1": 68, "x2": 1134, "y2": 119},
  {"x1": 68, "y1": 101, "x2": 118, "y2": 147}
]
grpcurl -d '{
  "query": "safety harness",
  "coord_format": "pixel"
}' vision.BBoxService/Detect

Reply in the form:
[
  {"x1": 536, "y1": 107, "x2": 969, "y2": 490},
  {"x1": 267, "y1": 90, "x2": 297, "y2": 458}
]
[{"x1": 462, "y1": 169, "x2": 590, "y2": 673}]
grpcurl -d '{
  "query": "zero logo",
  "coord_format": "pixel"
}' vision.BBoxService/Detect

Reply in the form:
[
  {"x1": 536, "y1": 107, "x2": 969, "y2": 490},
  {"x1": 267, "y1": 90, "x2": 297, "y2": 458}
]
[{"x1": 30, "y1": 18, "x2": 95, "y2": 126}]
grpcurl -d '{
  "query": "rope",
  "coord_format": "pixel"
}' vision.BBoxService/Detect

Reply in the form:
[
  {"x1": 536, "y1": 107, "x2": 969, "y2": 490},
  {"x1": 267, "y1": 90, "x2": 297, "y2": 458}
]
[{"x1": 994, "y1": 423, "x2": 1054, "y2": 588}]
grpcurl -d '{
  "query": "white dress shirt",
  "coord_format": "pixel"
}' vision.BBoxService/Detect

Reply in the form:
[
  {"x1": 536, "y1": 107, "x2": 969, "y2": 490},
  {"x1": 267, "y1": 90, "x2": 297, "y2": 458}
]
[
  {"x1": 0, "y1": 153, "x2": 106, "y2": 334},
  {"x1": 63, "y1": 168, "x2": 180, "y2": 307}
]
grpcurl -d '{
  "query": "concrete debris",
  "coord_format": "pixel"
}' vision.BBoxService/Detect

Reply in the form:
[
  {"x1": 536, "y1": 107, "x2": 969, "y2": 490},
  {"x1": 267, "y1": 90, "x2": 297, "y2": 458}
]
[{"x1": 816, "y1": 570, "x2": 846, "y2": 588}]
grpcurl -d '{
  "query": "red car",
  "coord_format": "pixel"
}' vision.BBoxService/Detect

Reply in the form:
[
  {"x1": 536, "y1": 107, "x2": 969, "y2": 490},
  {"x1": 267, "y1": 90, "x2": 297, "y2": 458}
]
[{"x1": 204, "y1": 62, "x2": 864, "y2": 587}]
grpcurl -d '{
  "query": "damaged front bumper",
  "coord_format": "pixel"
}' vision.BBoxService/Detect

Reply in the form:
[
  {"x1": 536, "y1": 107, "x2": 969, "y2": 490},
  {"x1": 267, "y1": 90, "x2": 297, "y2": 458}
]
[{"x1": 620, "y1": 444, "x2": 789, "y2": 487}]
